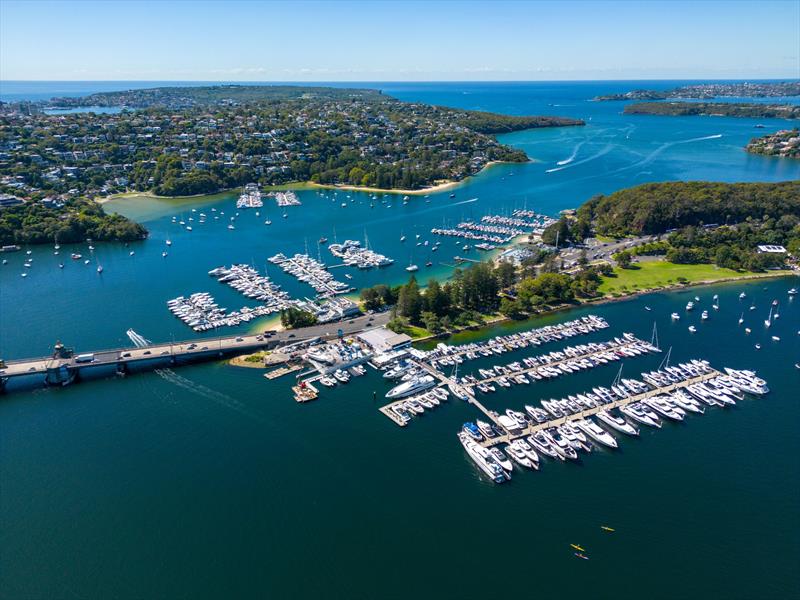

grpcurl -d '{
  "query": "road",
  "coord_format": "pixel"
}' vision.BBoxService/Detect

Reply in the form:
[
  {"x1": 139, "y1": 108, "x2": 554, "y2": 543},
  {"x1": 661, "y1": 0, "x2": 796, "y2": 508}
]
[{"x1": 1, "y1": 310, "x2": 392, "y2": 383}]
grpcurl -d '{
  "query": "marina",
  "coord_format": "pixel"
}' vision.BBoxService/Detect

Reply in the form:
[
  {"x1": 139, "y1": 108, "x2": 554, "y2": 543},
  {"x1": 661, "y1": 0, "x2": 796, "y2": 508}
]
[
  {"x1": 166, "y1": 292, "x2": 277, "y2": 331},
  {"x1": 236, "y1": 183, "x2": 264, "y2": 209},
  {"x1": 457, "y1": 363, "x2": 769, "y2": 482},
  {"x1": 327, "y1": 239, "x2": 394, "y2": 269},
  {"x1": 268, "y1": 252, "x2": 352, "y2": 297},
  {"x1": 269, "y1": 191, "x2": 301, "y2": 207},
  {"x1": 430, "y1": 211, "x2": 557, "y2": 244},
  {"x1": 209, "y1": 264, "x2": 292, "y2": 309}
]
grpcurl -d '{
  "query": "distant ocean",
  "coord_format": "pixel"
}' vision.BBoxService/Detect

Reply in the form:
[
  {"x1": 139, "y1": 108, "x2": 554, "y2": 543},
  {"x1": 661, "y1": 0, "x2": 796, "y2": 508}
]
[{"x1": 2, "y1": 78, "x2": 797, "y2": 103}]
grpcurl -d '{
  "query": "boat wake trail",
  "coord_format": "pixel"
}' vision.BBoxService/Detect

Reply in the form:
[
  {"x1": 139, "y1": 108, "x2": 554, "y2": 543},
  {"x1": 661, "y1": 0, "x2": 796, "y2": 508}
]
[
  {"x1": 610, "y1": 133, "x2": 723, "y2": 175},
  {"x1": 125, "y1": 329, "x2": 262, "y2": 422},
  {"x1": 556, "y1": 141, "x2": 586, "y2": 166},
  {"x1": 546, "y1": 144, "x2": 614, "y2": 173}
]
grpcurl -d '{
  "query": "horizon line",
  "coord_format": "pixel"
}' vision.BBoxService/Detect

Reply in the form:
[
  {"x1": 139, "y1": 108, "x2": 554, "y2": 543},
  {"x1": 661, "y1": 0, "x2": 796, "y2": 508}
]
[{"x1": 2, "y1": 77, "x2": 799, "y2": 84}]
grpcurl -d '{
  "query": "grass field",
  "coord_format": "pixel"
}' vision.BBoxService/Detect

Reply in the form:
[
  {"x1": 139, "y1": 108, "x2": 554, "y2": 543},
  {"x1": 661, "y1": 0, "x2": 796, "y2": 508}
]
[{"x1": 598, "y1": 261, "x2": 779, "y2": 295}]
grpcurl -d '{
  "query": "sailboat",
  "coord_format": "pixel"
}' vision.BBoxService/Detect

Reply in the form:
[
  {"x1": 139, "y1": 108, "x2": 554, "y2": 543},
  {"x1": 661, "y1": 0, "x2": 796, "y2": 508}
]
[
  {"x1": 406, "y1": 253, "x2": 418, "y2": 272},
  {"x1": 738, "y1": 312, "x2": 744, "y2": 325},
  {"x1": 96, "y1": 256, "x2": 103, "y2": 274},
  {"x1": 764, "y1": 305, "x2": 773, "y2": 328}
]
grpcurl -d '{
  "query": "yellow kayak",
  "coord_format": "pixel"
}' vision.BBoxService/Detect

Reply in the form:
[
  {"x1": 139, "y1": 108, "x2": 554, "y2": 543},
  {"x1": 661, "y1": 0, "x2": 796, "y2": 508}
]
[
  {"x1": 570, "y1": 544, "x2": 586, "y2": 552},
  {"x1": 601, "y1": 526, "x2": 615, "y2": 532}
]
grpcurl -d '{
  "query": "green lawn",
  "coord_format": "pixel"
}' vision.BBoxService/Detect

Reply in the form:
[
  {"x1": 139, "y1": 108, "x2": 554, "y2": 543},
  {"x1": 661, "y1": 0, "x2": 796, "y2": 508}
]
[{"x1": 598, "y1": 261, "x2": 776, "y2": 295}]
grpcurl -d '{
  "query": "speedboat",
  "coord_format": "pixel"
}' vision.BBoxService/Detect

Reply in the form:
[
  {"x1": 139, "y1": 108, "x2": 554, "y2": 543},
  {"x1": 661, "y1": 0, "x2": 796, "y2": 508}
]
[
  {"x1": 671, "y1": 312, "x2": 680, "y2": 321},
  {"x1": 688, "y1": 325, "x2": 697, "y2": 333}
]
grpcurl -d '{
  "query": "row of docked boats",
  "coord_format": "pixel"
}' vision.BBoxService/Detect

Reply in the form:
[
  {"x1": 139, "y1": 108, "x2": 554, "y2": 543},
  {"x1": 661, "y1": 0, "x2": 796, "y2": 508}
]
[
  {"x1": 458, "y1": 361, "x2": 769, "y2": 482},
  {"x1": 166, "y1": 292, "x2": 272, "y2": 331},
  {"x1": 467, "y1": 333, "x2": 656, "y2": 392},
  {"x1": 481, "y1": 211, "x2": 556, "y2": 231},
  {"x1": 388, "y1": 387, "x2": 450, "y2": 424},
  {"x1": 208, "y1": 264, "x2": 293, "y2": 309},
  {"x1": 317, "y1": 364, "x2": 367, "y2": 387},
  {"x1": 236, "y1": 183, "x2": 264, "y2": 209},
  {"x1": 268, "y1": 252, "x2": 351, "y2": 297},
  {"x1": 424, "y1": 315, "x2": 609, "y2": 368}
]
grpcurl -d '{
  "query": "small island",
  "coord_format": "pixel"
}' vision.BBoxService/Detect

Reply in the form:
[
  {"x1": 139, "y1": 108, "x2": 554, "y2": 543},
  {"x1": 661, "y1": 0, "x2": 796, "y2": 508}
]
[
  {"x1": 623, "y1": 101, "x2": 800, "y2": 119},
  {"x1": 0, "y1": 85, "x2": 584, "y2": 206},
  {"x1": 746, "y1": 129, "x2": 800, "y2": 158},
  {"x1": 594, "y1": 81, "x2": 800, "y2": 101}
]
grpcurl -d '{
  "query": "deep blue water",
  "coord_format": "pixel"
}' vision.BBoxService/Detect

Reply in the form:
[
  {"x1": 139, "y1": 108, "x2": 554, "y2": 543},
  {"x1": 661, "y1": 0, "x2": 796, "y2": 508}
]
[{"x1": 1, "y1": 81, "x2": 799, "y2": 599}]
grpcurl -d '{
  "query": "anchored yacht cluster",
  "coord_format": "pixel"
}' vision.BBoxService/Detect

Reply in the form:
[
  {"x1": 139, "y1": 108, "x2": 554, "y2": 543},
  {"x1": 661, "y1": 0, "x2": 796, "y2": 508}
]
[
  {"x1": 458, "y1": 362, "x2": 769, "y2": 483},
  {"x1": 327, "y1": 240, "x2": 394, "y2": 269},
  {"x1": 268, "y1": 253, "x2": 352, "y2": 297}
]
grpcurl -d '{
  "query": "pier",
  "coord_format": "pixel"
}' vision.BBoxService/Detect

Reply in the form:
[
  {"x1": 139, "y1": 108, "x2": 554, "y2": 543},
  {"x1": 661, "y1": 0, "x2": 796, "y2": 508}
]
[{"x1": 476, "y1": 369, "x2": 722, "y2": 448}]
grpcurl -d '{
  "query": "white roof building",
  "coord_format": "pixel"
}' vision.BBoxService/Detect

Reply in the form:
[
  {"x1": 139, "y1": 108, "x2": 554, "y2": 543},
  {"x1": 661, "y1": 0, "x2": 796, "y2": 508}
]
[
  {"x1": 357, "y1": 327, "x2": 412, "y2": 353},
  {"x1": 757, "y1": 245, "x2": 787, "y2": 254}
]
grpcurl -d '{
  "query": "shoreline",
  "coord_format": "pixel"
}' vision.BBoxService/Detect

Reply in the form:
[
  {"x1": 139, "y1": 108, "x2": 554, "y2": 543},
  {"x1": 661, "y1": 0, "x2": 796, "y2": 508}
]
[
  {"x1": 306, "y1": 160, "x2": 515, "y2": 196},
  {"x1": 404, "y1": 269, "x2": 795, "y2": 344},
  {"x1": 99, "y1": 160, "x2": 517, "y2": 205}
]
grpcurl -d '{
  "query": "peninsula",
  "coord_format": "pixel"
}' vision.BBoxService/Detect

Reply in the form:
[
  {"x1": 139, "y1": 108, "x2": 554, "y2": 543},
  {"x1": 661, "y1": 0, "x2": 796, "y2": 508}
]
[
  {"x1": 594, "y1": 81, "x2": 800, "y2": 101},
  {"x1": 746, "y1": 129, "x2": 800, "y2": 158},
  {"x1": 623, "y1": 102, "x2": 800, "y2": 119},
  {"x1": 0, "y1": 85, "x2": 584, "y2": 211}
]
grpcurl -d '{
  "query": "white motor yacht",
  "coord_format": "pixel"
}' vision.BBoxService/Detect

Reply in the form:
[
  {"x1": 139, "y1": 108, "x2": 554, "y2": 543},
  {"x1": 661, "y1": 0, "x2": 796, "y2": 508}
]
[
  {"x1": 386, "y1": 375, "x2": 435, "y2": 399},
  {"x1": 595, "y1": 409, "x2": 639, "y2": 436},
  {"x1": 574, "y1": 418, "x2": 618, "y2": 448},
  {"x1": 458, "y1": 433, "x2": 509, "y2": 483}
]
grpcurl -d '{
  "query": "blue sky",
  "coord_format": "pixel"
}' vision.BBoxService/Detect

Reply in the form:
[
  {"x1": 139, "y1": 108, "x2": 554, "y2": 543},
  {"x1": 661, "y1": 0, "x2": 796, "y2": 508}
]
[{"x1": 1, "y1": 0, "x2": 798, "y2": 81}]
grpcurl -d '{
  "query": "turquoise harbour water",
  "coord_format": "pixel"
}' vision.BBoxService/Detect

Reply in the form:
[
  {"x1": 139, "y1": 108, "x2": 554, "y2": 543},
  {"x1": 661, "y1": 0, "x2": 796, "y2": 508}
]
[{"x1": 1, "y1": 81, "x2": 799, "y2": 599}]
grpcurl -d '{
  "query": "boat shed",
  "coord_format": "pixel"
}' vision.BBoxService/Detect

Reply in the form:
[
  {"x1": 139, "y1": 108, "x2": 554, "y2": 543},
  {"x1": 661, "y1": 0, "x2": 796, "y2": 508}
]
[{"x1": 357, "y1": 327, "x2": 412, "y2": 353}]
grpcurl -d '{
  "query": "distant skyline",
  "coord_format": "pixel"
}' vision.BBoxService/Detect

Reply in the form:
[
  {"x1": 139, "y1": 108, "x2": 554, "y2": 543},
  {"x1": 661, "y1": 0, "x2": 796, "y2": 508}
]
[{"x1": 1, "y1": 0, "x2": 799, "y2": 82}]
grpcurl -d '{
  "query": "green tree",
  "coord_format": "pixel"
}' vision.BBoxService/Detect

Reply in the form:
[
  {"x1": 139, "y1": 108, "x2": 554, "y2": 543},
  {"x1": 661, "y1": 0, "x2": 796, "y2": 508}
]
[
  {"x1": 397, "y1": 275, "x2": 422, "y2": 323},
  {"x1": 615, "y1": 250, "x2": 633, "y2": 268}
]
